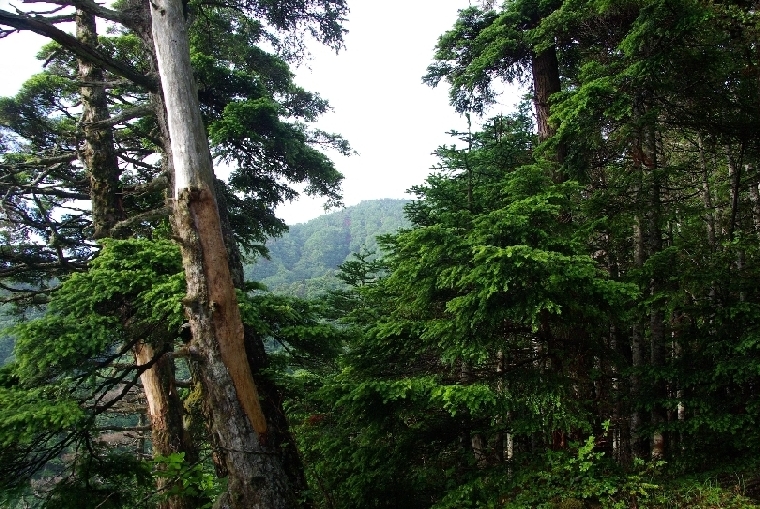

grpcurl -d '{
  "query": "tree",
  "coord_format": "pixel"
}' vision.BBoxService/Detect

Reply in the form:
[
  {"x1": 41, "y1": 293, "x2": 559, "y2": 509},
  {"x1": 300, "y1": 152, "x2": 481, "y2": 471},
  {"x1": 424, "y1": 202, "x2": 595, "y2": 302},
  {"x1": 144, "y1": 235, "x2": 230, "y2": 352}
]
[
  {"x1": 148, "y1": 0, "x2": 297, "y2": 506},
  {"x1": 1, "y1": 0, "x2": 349, "y2": 506},
  {"x1": 289, "y1": 113, "x2": 639, "y2": 507},
  {"x1": 424, "y1": 0, "x2": 567, "y2": 170}
]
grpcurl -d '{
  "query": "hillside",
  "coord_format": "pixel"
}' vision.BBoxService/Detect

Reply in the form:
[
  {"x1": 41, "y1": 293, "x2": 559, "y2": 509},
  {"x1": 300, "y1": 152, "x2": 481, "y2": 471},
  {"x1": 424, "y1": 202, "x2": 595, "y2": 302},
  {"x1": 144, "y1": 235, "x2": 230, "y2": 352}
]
[{"x1": 244, "y1": 199, "x2": 408, "y2": 297}]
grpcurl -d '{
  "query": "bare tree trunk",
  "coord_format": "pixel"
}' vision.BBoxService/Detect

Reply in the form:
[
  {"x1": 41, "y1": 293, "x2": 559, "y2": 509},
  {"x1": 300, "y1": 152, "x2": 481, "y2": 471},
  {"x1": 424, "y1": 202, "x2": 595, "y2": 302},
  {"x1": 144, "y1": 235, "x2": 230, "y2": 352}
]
[
  {"x1": 629, "y1": 316, "x2": 646, "y2": 459},
  {"x1": 149, "y1": 0, "x2": 297, "y2": 506},
  {"x1": 630, "y1": 143, "x2": 647, "y2": 460},
  {"x1": 644, "y1": 122, "x2": 667, "y2": 461},
  {"x1": 135, "y1": 342, "x2": 199, "y2": 509}
]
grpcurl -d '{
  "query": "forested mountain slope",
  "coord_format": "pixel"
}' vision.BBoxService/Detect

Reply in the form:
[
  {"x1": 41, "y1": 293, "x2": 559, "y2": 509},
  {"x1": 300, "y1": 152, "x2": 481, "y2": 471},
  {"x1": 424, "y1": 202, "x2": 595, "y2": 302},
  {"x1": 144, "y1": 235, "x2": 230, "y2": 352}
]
[{"x1": 244, "y1": 199, "x2": 408, "y2": 296}]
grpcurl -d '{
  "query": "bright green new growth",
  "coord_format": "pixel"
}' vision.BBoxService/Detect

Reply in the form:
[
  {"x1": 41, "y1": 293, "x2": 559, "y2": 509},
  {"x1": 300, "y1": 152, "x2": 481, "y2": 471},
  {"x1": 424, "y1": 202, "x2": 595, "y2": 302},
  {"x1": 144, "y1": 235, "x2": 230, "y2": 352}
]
[
  {"x1": 0, "y1": 239, "x2": 185, "y2": 496},
  {"x1": 13, "y1": 239, "x2": 184, "y2": 383}
]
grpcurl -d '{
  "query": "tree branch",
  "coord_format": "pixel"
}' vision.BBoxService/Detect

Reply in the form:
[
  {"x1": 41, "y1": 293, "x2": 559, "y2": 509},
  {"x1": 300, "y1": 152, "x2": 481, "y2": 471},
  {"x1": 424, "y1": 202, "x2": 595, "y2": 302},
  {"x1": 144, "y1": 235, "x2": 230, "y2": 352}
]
[
  {"x1": 95, "y1": 425, "x2": 152, "y2": 432},
  {"x1": 8, "y1": 186, "x2": 90, "y2": 200},
  {"x1": 0, "y1": 153, "x2": 78, "y2": 170},
  {"x1": 111, "y1": 205, "x2": 170, "y2": 236},
  {"x1": 0, "y1": 9, "x2": 158, "y2": 91},
  {"x1": 85, "y1": 103, "x2": 153, "y2": 128},
  {"x1": 22, "y1": 0, "x2": 129, "y2": 26}
]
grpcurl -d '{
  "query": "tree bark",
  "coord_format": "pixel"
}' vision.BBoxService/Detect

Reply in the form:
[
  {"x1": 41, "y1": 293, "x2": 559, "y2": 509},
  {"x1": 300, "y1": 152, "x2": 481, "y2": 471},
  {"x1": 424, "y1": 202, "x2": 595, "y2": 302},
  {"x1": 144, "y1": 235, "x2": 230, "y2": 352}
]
[
  {"x1": 76, "y1": 8, "x2": 123, "y2": 239},
  {"x1": 215, "y1": 180, "x2": 311, "y2": 503},
  {"x1": 748, "y1": 166, "x2": 760, "y2": 240},
  {"x1": 531, "y1": 46, "x2": 561, "y2": 144},
  {"x1": 135, "y1": 341, "x2": 199, "y2": 509},
  {"x1": 531, "y1": 45, "x2": 566, "y2": 172},
  {"x1": 645, "y1": 125, "x2": 666, "y2": 460},
  {"x1": 149, "y1": 0, "x2": 297, "y2": 506},
  {"x1": 629, "y1": 125, "x2": 647, "y2": 460}
]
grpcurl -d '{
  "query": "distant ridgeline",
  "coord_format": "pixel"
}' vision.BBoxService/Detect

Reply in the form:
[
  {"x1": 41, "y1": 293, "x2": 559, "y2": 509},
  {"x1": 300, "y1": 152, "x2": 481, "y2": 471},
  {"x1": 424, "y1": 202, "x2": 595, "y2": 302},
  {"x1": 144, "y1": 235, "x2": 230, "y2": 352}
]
[{"x1": 244, "y1": 199, "x2": 409, "y2": 298}]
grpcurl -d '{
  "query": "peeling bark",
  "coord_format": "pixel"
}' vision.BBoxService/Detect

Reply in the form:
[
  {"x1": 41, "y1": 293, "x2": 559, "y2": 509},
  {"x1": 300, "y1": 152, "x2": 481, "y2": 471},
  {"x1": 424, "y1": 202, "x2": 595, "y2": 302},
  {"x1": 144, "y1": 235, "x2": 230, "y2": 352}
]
[
  {"x1": 135, "y1": 341, "x2": 198, "y2": 509},
  {"x1": 149, "y1": 0, "x2": 297, "y2": 505}
]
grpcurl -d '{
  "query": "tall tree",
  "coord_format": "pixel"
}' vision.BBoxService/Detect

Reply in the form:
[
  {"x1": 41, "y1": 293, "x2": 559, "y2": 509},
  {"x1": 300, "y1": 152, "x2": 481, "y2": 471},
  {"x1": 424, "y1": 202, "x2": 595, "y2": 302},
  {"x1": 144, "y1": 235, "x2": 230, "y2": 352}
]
[
  {"x1": 1, "y1": 0, "x2": 349, "y2": 506},
  {"x1": 424, "y1": 0, "x2": 566, "y2": 169},
  {"x1": 152, "y1": 0, "x2": 307, "y2": 505}
]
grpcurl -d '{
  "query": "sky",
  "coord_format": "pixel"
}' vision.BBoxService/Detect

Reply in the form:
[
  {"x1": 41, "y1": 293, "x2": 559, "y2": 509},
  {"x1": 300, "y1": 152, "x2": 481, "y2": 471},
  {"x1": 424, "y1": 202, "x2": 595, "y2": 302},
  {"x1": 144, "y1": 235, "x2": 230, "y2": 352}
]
[
  {"x1": 286, "y1": 0, "x2": 521, "y2": 224},
  {"x1": 0, "y1": 0, "x2": 523, "y2": 225}
]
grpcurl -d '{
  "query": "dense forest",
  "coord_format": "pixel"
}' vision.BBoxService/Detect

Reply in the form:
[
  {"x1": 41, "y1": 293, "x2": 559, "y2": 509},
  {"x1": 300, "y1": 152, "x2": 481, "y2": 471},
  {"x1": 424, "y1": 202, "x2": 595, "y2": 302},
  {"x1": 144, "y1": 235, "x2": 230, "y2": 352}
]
[
  {"x1": 245, "y1": 199, "x2": 408, "y2": 297},
  {"x1": 2, "y1": 0, "x2": 760, "y2": 508}
]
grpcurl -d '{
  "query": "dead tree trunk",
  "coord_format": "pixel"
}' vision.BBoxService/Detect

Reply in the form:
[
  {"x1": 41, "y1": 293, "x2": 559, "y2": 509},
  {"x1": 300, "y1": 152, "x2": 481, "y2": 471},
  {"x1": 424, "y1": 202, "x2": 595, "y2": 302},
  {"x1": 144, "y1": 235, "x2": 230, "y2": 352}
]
[
  {"x1": 149, "y1": 0, "x2": 297, "y2": 506},
  {"x1": 76, "y1": 10, "x2": 198, "y2": 508}
]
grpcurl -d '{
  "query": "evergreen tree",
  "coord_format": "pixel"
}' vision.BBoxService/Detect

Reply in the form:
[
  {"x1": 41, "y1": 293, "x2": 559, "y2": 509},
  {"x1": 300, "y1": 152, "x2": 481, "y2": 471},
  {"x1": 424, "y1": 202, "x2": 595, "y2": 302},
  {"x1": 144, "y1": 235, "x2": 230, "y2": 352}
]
[{"x1": 0, "y1": 0, "x2": 350, "y2": 506}]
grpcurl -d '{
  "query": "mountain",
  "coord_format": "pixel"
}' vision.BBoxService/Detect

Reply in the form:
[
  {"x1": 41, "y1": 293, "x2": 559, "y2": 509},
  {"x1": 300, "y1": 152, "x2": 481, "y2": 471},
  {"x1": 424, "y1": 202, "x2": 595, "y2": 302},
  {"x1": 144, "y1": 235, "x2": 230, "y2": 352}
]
[{"x1": 244, "y1": 199, "x2": 409, "y2": 297}]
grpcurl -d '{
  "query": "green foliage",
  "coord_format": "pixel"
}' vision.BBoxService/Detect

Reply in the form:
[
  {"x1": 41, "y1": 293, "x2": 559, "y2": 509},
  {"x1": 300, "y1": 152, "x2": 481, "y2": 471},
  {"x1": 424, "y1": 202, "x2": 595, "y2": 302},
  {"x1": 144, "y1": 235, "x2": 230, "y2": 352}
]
[
  {"x1": 12, "y1": 239, "x2": 183, "y2": 383},
  {"x1": 0, "y1": 239, "x2": 185, "y2": 493},
  {"x1": 4, "y1": 1, "x2": 760, "y2": 507},
  {"x1": 239, "y1": 290, "x2": 346, "y2": 370},
  {"x1": 153, "y1": 452, "x2": 223, "y2": 508},
  {"x1": 37, "y1": 450, "x2": 153, "y2": 509},
  {"x1": 285, "y1": 110, "x2": 634, "y2": 507},
  {"x1": 0, "y1": 381, "x2": 84, "y2": 448},
  {"x1": 424, "y1": 0, "x2": 564, "y2": 114},
  {"x1": 186, "y1": 3, "x2": 352, "y2": 251}
]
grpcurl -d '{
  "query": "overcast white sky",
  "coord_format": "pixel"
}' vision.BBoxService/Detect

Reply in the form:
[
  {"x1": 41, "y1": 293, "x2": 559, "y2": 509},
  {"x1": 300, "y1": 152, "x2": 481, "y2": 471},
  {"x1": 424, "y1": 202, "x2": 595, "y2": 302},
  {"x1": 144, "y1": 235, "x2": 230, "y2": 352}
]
[{"x1": 0, "y1": 0, "x2": 523, "y2": 225}]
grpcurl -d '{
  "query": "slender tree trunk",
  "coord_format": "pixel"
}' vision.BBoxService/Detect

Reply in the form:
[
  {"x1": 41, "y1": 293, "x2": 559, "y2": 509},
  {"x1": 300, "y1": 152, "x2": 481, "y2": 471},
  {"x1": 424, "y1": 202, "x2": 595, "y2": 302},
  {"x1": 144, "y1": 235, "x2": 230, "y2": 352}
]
[
  {"x1": 747, "y1": 165, "x2": 760, "y2": 240},
  {"x1": 78, "y1": 12, "x2": 197, "y2": 508},
  {"x1": 630, "y1": 139, "x2": 647, "y2": 460},
  {"x1": 459, "y1": 360, "x2": 487, "y2": 467},
  {"x1": 629, "y1": 314, "x2": 646, "y2": 459},
  {"x1": 644, "y1": 121, "x2": 666, "y2": 460},
  {"x1": 149, "y1": 0, "x2": 297, "y2": 506},
  {"x1": 727, "y1": 149, "x2": 742, "y2": 241},
  {"x1": 726, "y1": 150, "x2": 747, "y2": 302},
  {"x1": 604, "y1": 227, "x2": 630, "y2": 464},
  {"x1": 135, "y1": 342, "x2": 199, "y2": 509}
]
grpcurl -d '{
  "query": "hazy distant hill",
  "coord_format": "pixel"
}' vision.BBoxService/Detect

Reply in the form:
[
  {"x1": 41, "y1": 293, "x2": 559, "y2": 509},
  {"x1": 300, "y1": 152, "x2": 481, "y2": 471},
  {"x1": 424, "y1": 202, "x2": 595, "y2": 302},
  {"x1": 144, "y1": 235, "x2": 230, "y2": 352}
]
[{"x1": 244, "y1": 199, "x2": 409, "y2": 297}]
